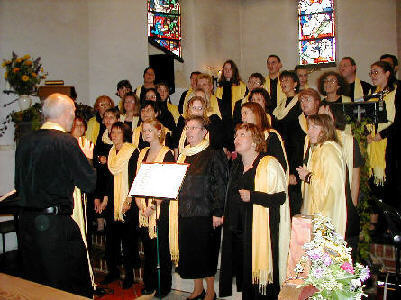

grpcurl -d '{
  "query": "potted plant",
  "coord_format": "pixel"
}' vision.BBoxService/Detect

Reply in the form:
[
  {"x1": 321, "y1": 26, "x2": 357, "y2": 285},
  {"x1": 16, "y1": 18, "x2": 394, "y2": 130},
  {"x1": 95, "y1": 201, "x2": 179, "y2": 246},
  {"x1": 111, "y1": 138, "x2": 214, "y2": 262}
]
[{"x1": 2, "y1": 52, "x2": 47, "y2": 110}]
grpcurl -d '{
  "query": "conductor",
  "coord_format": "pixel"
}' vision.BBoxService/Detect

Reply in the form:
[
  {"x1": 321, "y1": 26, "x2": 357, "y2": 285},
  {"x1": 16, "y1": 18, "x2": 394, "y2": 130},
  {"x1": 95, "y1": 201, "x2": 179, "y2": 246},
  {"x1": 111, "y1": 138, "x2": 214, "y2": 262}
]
[{"x1": 15, "y1": 93, "x2": 96, "y2": 297}]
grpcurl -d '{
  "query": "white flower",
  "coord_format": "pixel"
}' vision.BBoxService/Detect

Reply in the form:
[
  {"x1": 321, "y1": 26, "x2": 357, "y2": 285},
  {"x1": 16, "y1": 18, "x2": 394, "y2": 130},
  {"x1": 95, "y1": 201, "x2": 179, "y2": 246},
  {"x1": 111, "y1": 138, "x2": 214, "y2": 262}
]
[{"x1": 350, "y1": 278, "x2": 361, "y2": 291}]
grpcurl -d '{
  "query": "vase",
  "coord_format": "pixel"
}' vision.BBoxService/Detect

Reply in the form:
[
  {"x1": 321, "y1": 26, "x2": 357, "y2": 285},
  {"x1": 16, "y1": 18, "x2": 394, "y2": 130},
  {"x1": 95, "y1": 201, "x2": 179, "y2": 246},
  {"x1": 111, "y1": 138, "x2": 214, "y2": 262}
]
[{"x1": 18, "y1": 95, "x2": 32, "y2": 111}]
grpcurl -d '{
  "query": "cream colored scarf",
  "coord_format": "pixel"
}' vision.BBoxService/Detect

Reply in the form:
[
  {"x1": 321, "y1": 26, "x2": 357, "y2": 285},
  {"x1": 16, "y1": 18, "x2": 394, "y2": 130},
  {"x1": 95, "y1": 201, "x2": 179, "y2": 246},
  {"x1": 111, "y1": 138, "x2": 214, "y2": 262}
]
[
  {"x1": 135, "y1": 84, "x2": 142, "y2": 99},
  {"x1": 120, "y1": 114, "x2": 140, "y2": 131},
  {"x1": 178, "y1": 129, "x2": 210, "y2": 156},
  {"x1": 170, "y1": 139, "x2": 210, "y2": 265},
  {"x1": 273, "y1": 94, "x2": 299, "y2": 120},
  {"x1": 353, "y1": 77, "x2": 364, "y2": 101},
  {"x1": 102, "y1": 129, "x2": 113, "y2": 145},
  {"x1": 41, "y1": 121, "x2": 66, "y2": 132},
  {"x1": 136, "y1": 146, "x2": 171, "y2": 239},
  {"x1": 108, "y1": 143, "x2": 136, "y2": 221},
  {"x1": 264, "y1": 76, "x2": 286, "y2": 113},
  {"x1": 215, "y1": 81, "x2": 247, "y2": 114},
  {"x1": 85, "y1": 117, "x2": 100, "y2": 145},
  {"x1": 298, "y1": 113, "x2": 308, "y2": 134},
  {"x1": 253, "y1": 156, "x2": 290, "y2": 292}
]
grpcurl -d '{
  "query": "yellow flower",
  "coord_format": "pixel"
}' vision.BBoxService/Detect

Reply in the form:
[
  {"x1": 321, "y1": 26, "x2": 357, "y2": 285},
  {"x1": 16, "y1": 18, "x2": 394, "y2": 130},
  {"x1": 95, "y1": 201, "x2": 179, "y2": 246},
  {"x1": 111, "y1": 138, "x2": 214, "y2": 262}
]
[
  {"x1": 22, "y1": 75, "x2": 29, "y2": 81},
  {"x1": 32, "y1": 73, "x2": 37, "y2": 78},
  {"x1": 16, "y1": 58, "x2": 22, "y2": 63},
  {"x1": 5, "y1": 60, "x2": 12, "y2": 65},
  {"x1": 13, "y1": 68, "x2": 20, "y2": 73},
  {"x1": 40, "y1": 67, "x2": 44, "y2": 72},
  {"x1": 24, "y1": 60, "x2": 33, "y2": 66},
  {"x1": 1, "y1": 62, "x2": 5, "y2": 68},
  {"x1": 22, "y1": 54, "x2": 31, "y2": 60},
  {"x1": 5, "y1": 71, "x2": 8, "y2": 79}
]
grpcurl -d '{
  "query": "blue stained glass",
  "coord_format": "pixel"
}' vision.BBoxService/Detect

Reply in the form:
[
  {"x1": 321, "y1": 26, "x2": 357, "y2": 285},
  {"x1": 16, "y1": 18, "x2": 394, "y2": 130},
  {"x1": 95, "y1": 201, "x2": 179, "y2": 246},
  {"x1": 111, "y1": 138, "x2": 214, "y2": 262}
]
[{"x1": 147, "y1": 0, "x2": 181, "y2": 59}]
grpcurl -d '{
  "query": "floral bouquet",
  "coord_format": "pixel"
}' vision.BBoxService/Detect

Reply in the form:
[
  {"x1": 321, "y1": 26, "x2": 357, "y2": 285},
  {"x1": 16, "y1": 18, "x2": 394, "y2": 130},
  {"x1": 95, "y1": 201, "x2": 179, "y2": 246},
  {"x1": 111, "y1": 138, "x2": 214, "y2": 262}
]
[
  {"x1": 2, "y1": 52, "x2": 47, "y2": 95},
  {"x1": 294, "y1": 214, "x2": 370, "y2": 299}
]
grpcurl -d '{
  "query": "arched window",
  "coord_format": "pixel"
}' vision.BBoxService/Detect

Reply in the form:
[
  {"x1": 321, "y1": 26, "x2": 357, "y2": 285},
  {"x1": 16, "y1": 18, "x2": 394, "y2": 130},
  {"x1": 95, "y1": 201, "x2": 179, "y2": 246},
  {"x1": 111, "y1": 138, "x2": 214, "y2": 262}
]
[
  {"x1": 147, "y1": 0, "x2": 182, "y2": 62},
  {"x1": 298, "y1": 0, "x2": 336, "y2": 66}
]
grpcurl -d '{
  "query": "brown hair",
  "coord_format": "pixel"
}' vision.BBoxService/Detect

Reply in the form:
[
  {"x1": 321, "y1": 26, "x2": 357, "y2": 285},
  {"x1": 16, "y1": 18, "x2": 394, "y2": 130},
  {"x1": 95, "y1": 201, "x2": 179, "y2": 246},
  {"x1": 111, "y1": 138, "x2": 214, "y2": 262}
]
[
  {"x1": 235, "y1": 123, "x2": 266, "y2": 153},
  {"x1": 141, "y1": 118, "x2": 166, "y2": 144},
  {"x1": 242, "y1": 102, "x2": 270, "y2": 131},
  {"x1": 185, "y1": 115, "x2": 210, "y2": 128},
  {"x1": 318, "y1": 71, "x2": 349, "y2": 96},
  {"x1": 122, "y1": 92, "x2": 140, "y2": 115},
  {"x1": 184, "y1": 96, "x2": 211, "y2": 120},
  {"x1": 94, "y1": 95, "x2": 114, "y2": 112},
  {"x1": 218, "y1": 59, "x2": 242, "y2": 85},
  {"x1": 307, "y1": 114, "x2": 339, "y2": 144},
  {"x1": 298, "y1": 88, "x2": 321, "y2": 103}
]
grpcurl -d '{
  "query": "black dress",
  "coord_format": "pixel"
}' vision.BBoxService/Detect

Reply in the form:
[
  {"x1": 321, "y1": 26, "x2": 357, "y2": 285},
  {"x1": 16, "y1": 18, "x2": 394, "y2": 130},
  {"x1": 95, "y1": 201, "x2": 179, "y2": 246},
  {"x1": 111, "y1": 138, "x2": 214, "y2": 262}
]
[
  {"x1": 275, "y1": 98, "x2": 305, "y2": 216},
  {"x1": 176, "y1": 147, "x2": 228, "y2": 279},
  {"x1": 219, "y1": 154, "x2": 286, "y2": 299}
]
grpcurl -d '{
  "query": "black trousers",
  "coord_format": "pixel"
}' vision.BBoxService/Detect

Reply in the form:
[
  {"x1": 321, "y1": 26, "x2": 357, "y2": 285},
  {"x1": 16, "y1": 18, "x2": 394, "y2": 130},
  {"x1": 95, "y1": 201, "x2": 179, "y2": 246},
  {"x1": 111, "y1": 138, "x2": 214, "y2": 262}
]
[
  {"x1": 19, "y1": 212, "x2": 92, "y2": 298},
  {"x1": 105, "y1": 216, "x2": 138, "y2": 277},
  {"x1": 139, "y1": 203, "x2": 172, "y2": 293}
]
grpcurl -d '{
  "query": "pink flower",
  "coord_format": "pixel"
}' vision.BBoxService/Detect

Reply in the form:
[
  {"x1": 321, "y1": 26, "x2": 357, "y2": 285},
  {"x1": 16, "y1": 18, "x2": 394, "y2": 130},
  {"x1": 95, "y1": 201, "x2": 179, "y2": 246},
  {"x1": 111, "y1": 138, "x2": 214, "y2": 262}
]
[{"x1": 340, "y1": 262, "x2": 354, "y2": 274}]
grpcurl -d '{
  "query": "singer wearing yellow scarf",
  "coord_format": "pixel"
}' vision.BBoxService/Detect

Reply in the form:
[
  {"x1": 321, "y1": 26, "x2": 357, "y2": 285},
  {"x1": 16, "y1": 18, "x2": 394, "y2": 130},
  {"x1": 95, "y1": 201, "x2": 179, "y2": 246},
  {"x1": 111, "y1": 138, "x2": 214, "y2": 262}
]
[
  {"x1": 367, "y1": 61, "x2": 400, "y2": 231},
  {"x1": 297, "y1": 114, "x2": 347, "y2": 238},
  {"x1": 172, "y1": 115, "x2": 228, "y2": 300},
  {"x1": 219, "y1": 123, "x2": 290, "y2": 299},
  {"x1": 102, "y1": 122, "x2": 138, "y2": 289},
  {"x1": 173, "y1": 96, "x2": 224, "y2": 159},
  {"x1": 133, "y1": 119, "x2": 175, "y2": 297}
]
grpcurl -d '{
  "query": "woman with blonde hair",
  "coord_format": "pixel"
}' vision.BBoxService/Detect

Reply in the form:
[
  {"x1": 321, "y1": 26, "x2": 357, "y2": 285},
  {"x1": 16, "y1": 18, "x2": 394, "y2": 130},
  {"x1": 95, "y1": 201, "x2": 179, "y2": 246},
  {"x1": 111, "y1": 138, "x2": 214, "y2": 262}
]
[
  {"x1": 132, "y1": 119, "x2": 175, "y2": 297},
  {"x1": 86, "y1": 95, "x2": 115, "y2": 144},
  {"x1": 297, "y1": 114, "x2": 347, "y2": 237},
  {"x1": 220, "y1": 123, "x2": 290, "y2": 299}
]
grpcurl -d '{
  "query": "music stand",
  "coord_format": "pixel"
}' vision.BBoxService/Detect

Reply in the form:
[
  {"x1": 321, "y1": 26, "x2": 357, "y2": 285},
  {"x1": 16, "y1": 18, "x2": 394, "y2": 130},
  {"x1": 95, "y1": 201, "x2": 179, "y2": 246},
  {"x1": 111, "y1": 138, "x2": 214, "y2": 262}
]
[
  {"x1": 129, "y1": 162, "x2": 189, "y2": 299},
  {"x1": 330, "y1": 93, "x2": 388, "y2": 124}
]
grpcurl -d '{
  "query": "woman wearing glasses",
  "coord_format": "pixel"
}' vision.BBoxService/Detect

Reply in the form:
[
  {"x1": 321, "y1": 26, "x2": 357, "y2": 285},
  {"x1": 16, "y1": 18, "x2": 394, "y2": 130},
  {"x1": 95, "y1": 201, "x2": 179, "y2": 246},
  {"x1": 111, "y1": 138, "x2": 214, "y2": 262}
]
[
  {"x1": 318, "y1": 71, "x2": 351, "y2": 105},
  {"x1": 171, "y1": 115, "x2": 227, "y2": 300}
]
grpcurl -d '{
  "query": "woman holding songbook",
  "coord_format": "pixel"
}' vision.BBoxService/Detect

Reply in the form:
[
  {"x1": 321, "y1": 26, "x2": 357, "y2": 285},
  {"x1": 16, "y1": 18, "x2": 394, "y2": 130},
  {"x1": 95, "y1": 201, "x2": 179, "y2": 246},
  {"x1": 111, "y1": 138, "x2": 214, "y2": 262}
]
[
  {"x1": 171, "y1": 115, "x2": 227, "y2": 300},
  {"x1": 219, "y1": 123, "x2": 290, "y2": 299},
  {"x1": 102, "y1": 122, "x2": 138, "y2": 289},
  {"x1": 133, "y1": 119, "x2": 175, "y2": 297}
]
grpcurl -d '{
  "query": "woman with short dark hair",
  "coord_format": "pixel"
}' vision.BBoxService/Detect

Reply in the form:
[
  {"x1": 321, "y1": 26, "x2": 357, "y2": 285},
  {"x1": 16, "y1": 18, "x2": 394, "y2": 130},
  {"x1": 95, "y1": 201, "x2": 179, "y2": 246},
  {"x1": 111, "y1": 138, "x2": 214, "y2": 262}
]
[{"x1": 318, "y1": 71, "x2": 351, "y2": 104}]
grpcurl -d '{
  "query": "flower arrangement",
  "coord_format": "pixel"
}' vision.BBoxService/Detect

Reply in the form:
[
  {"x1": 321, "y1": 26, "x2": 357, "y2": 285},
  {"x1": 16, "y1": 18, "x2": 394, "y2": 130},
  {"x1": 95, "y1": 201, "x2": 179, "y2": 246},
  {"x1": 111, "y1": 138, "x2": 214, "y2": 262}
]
[
  {"x1": 294, "y1": 214, "x2": 370, "y2": 299},
  {"x1": 2, "y1": 52, "x2": 47, "y2": 95}
]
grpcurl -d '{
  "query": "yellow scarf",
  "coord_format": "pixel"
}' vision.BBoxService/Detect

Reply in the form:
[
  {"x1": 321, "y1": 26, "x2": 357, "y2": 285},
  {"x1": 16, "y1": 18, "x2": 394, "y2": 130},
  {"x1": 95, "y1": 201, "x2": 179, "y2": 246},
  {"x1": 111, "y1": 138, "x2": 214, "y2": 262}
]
[
  {"x1": 178, "y1": 129, "x2": 210, "y2": 156},
  {"x1": 170, "y1": 139, "x2": 210, "y2": 265},
  {"x1": 354, "y1": 77, "x2": 364, "y2": 101},
  {"x1": 264, "y1": 76, "x2": 286, "y2": 112},
  {"x1": 108, "y1": 143, "x2": 136, "y2": 221},
  {"x1": 182, "y1": 88, "x2": 194, "y2": 116},
  {"x1": 41, "y1": 121, "x2": 66, "y2": 132},
  {"x1": 264, "y1": 129, "x2": 289, "y2": 183},
  {"x1": 253, "y1": 156, "x2": 290, "y2": 291},
  {"x1": 273, "y1": 94, "x2": 299, "y2": 120},
  {"x1": 301, "y1": 141, "x2": 347, "y2": 237},
  {"x1": 136, "y1": 146, "x2": 171, "y2": 239},
  {"x1": 102, "y1": 129, "x2": 113, "y2": 145},
  {"x1": 367, "y1": 88, "x2": 396, "y2": 185},
  {"x1": 135, "y1": 84, "x2": 143, "y2": 99},
  {"x1": 336, "y1": 130, "x2": 354, "y2": 185},
  {"x1": 85, "y1": 116, "x2": 100, "y2": 145},
  {"x1": 120, "y1": 114, "x2": 140, "y2": 131},
  {"x1": 168, "y1": 102, "x2": 180, "y2": 124},
  {"x1": 215, "y1": 81, "x2": 247, "y2": 114},
  {"x1": 208, "y1": 94, "x2": 223, "y2": 119},
  {"x1": 72, "y1": 187, "x2": 95, "y2": 287},
  {"x1": 298, "y1": 113, "x2": 308, "y2": 134}
]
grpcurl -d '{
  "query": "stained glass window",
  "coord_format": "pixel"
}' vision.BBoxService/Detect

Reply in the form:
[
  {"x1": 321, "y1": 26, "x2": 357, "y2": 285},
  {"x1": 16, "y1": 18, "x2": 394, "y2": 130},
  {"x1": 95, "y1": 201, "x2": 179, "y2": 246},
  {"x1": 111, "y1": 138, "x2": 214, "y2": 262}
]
[
  {"x1": 148, "y1": 0, "x2": 182, "y2": 61},
  {"x1": 298, "y1": 0, "x2": 336, "y2": 65}
]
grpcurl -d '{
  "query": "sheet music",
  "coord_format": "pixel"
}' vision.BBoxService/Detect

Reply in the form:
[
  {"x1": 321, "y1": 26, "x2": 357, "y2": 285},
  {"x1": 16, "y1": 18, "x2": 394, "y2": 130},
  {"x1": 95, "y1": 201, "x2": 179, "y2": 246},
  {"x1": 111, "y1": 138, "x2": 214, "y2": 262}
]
[{"x1": 129, "y1": 163, "x2": 189, "y2": 199}]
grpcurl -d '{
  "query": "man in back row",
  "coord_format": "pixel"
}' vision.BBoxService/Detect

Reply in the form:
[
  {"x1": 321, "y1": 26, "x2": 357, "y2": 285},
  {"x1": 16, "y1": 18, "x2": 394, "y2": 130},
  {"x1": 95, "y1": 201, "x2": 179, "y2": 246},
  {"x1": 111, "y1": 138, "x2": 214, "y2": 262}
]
[{"x1": 15, "y1": 93, "x2": 96, "y2": 298}]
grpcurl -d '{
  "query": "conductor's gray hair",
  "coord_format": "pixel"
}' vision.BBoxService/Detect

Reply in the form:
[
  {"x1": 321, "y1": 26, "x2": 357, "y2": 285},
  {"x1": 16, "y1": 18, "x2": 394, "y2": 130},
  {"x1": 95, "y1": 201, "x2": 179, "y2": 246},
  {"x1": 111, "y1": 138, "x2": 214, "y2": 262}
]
[{"x1": 42, "y1": 93, "x2": 71, "y2": 121}]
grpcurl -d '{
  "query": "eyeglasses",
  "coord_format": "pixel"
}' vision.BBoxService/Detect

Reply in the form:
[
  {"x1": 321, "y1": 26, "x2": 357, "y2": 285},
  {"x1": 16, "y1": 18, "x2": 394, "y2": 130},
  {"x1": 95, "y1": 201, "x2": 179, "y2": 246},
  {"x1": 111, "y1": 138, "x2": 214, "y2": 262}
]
[
  {"x1": 146, "y1": 95, "x2": 157, "y2": 100},
  {"x1": 190, "y1": 106, "x2": 204, "y2": 111},
  {"x1": 248, "y1": 79, "x2": 261, "y2": 86},
  {"x1": 185, "y1": 126, "x2": 204, "y2": 131},
  {"x1": 369, "y1": 70, "x2": 382, "y2": 77},
  {"x1": 142, "y1": 128, "x2": 154, "y2": 133},
  {"x1": 98, "y1": 103, "x2": 111, "y2": 108},
  {"x1": 323, "y1": 79, "x2": 337, "y2": 84}
]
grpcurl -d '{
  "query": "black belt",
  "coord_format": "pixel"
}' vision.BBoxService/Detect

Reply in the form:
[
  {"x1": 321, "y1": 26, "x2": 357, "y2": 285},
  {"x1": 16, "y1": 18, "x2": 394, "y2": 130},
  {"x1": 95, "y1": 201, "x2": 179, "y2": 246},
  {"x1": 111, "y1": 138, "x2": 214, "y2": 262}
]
[{"x1": 23, "y1": 205, "x2": 72, "y2": 215}]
